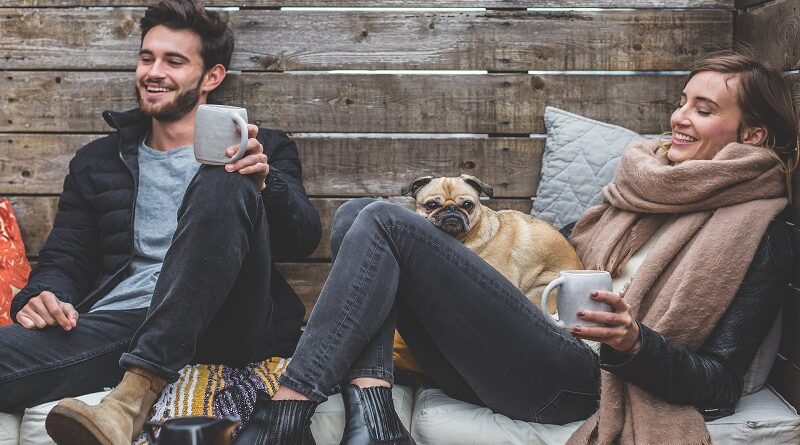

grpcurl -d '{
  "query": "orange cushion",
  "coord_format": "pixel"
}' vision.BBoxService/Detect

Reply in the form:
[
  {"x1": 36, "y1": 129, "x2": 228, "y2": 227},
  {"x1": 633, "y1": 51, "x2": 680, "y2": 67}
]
[{"x1": 0, "y1": 198, "x2": 31, "y2": 326}]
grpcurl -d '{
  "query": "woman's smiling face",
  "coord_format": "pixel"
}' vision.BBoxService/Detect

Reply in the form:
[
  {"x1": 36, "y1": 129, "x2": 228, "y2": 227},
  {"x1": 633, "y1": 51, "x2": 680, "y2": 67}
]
[{"x1": 668, "y1": 71, "x2": 744, "y2": 163}]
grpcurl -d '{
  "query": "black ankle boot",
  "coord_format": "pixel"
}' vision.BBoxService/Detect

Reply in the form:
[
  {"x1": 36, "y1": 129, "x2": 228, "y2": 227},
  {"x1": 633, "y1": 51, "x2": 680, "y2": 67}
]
[
  {"x1": 339, "y1": 384, "x2": 416, "y2": 445},
  {"x1": 233, "y1": 391, "x2": 317, "y2": 445}
]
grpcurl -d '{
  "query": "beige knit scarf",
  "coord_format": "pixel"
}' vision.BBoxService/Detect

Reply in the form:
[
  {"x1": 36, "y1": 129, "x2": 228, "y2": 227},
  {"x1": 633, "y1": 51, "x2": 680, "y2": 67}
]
[{"x1": 567, "y1": 140, "x2": 787, "y2": 445}]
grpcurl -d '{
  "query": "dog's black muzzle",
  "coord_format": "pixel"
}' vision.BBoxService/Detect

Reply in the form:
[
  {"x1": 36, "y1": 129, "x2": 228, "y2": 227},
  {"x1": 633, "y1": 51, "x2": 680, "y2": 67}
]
[{"x1": 434, "y1": 206, "x2": 468, "y2": 237}]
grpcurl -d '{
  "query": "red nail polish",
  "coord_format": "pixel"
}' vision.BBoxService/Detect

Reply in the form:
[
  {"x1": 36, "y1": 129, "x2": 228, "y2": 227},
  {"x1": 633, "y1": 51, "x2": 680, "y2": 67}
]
[
  {"x1": 573, "y1": 326, "x2": 581, "y2": 333},
  {"x1": 577, "y1": 310, "x2": 585, "y2": 317},
  {"x1": 591, "y1": 291, "x2": 599, "y2": 298}
]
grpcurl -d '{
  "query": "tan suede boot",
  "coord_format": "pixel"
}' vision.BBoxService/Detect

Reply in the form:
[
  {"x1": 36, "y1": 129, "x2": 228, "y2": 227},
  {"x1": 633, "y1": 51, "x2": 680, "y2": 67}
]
[{"x1": 45, "y1": 371, "x2": 159, "y2": 445}]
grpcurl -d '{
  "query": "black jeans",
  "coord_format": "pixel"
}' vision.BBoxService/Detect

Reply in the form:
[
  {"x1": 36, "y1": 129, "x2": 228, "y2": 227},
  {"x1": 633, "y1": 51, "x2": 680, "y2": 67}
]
[
  {"x1": 279, "y1": 199, "x2": 600, "y2": 424},
  {"x1": 0, "y1": 166, "x2": 275, "y2": 412}
]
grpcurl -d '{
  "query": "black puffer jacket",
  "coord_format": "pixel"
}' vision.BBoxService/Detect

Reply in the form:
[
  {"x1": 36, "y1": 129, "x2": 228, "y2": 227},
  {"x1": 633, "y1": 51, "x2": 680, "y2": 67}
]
[
  {"x1": 11, "y1": 109, "x2": 321, "y2": 356},
  {"x1": 567, "y1": 208, "x2": 795, "y2": 420}
]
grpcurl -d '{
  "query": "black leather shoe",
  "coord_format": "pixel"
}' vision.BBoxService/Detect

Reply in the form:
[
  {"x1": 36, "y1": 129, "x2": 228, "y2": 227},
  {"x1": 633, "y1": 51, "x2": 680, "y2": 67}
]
[
  {"x1": 233, "y1": 391, "x2": 317, "y2": 445},
  {"x1": 339, "y1": 384, "x2": 416, "y2": 445}
]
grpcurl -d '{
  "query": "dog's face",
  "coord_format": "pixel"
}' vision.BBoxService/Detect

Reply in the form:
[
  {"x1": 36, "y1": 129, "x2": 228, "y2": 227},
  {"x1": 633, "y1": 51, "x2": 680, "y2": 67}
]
[{"x1": 402, "y1": 175, "x2": 493, "y2": 238}]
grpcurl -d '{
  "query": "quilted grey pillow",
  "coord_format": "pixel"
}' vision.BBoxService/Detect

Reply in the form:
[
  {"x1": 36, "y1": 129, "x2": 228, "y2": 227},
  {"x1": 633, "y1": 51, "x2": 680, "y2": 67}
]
[{"x1": 532, "y1": 106, "x2": 641, "y2": 228}]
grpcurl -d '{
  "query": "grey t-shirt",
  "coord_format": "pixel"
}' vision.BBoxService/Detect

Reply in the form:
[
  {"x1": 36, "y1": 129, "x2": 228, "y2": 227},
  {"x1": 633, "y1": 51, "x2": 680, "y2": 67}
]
[{"x1": 90, "y1": 138, "x2": 200, "y2": 312}]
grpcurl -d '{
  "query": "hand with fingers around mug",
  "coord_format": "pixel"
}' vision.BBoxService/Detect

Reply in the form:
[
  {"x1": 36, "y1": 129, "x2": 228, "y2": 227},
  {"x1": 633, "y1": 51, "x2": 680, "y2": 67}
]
[{"x1": 570, "y1": 290, "x2": 641, "y2": 355}]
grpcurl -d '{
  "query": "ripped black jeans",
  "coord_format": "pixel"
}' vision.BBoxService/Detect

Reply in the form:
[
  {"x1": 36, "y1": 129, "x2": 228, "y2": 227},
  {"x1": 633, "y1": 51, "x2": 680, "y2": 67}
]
[{"x1": 279, "y1": 199, "x2": 599, "y2": 424}]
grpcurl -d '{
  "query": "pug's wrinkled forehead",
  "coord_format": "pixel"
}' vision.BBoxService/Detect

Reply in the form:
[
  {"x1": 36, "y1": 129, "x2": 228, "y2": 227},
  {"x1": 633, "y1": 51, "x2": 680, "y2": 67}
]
[{"x1": 401, "y1": 175, "x2": 494, "y2": 199}]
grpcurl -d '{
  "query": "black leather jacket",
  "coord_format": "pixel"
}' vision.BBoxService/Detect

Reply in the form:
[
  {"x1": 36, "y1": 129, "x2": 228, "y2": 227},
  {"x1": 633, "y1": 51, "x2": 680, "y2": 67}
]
[{"x1": 566, "y1": 208, "x2": 795, "y2": 420}]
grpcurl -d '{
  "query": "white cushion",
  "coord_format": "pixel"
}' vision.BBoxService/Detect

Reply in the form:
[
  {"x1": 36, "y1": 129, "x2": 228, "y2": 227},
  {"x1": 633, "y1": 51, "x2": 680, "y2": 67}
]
[
  {"x1": 20, "y1": 391, "x2": 107, "y2": 445},
  {"x1": 0, "y1": 412, "x2": 22, "y2": 445},
  {"x1": 706, "y1": 386, "x2": 800, "y2": 443},
  {"x1": 311, "y1": 385, "x2": 414, "y2": 445},
  {"x1": 15, "y1": 386, "x2": 415, "y2": 445},
  {"x1": 741, "y1": 311, "x2": 782, "y2": 396},
  {"x1": 410, "y1": 386, "x2": 800, "y2": 445}
]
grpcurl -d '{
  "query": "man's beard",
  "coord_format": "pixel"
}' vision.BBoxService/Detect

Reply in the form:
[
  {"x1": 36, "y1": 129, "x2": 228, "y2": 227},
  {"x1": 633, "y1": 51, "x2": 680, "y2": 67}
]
[{"x1": 136, "y1": 78, "x2": 202, "y2": 122}]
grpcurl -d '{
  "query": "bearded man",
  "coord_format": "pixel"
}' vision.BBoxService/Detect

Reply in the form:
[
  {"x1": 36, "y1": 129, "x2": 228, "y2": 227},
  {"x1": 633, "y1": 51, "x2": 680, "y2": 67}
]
[{"x1": 0, "y1": 1, "x2": 321, "y2": 443}]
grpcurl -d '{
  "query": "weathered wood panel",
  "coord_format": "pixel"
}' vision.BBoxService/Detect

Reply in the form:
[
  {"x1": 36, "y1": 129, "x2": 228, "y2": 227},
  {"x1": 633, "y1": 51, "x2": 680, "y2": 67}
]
[
  {"x1": 735, "y1": 0, "x2": 775, "y2": 10},
  {"x1": 0, "y1": 9, "x2": 732, "y2": 71},
  {"x1": 0, "y1": 1, "x2": 735, "y2": 9},
  {"x1": 0, "y1": 134, "x2": 91, "y2": 194},
  {"x1": 7, "y1": 196, "x2": 533, "y2": 259},
  {"x1": 736, "y1": 0, "x2": 800, "y2": 71},
  {"x1": 275, "y1": 262, "x2": 330, "y2": 318},
  {"x1": 1, "y1": 134, "x2": 543, "y2": 196},
  {"x1": 0, "y1": 72, "x2": 681, "y2": 133}
]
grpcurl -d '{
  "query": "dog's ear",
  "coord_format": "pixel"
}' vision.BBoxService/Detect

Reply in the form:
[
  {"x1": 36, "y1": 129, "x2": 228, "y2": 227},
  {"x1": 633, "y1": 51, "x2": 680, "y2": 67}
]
[
  {"x1": 460, "y1": 174, "x2": 494, "y2": 198},
  {"x1": 401, "y1": 176, "x2": 434, "y2": 197}
]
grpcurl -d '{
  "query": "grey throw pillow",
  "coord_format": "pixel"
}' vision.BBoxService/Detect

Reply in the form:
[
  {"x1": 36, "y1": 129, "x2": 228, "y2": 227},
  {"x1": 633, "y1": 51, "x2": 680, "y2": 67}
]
[
  {"x1": 741, "y1": 311, "x2": 782, "y2": 395},
  {"x1": 532, "y1": 106, "x2": 642, "y2": 228}
]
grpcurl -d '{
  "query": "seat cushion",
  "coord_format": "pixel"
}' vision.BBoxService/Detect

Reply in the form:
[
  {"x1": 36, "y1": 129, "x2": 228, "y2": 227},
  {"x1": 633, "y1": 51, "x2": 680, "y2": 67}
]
[
  {"x1": 17, "y1": 385, "x2": 414, "y2": 445},
  {"x1": 0, "y1": 412, "x2": 21, "y2": 445},
  {"x1": 20, "y1": 391, "x2": 107, "y2": 445},
  {"x1": 410, "y1": 386, "x2": 800, "y2": 445}
]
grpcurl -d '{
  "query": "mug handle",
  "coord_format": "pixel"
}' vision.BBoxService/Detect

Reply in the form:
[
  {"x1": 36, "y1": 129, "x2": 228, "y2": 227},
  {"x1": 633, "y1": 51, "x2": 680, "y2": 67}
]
[
  {"x1": 540, "y1": 276, "x2": 565, "y2": 329},
  {"x1": 227, "y1": 114, "x2": 250, "y2": 163}
]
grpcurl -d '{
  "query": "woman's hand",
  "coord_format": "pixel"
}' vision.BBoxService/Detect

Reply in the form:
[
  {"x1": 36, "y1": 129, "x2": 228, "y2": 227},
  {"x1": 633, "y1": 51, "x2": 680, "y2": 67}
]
[
  {"x1": 571, "y1": 290, "x2": 641, "y2": 355},
  {"x1": 224, "y1": 124, "x2": 269, "y2": 191}
]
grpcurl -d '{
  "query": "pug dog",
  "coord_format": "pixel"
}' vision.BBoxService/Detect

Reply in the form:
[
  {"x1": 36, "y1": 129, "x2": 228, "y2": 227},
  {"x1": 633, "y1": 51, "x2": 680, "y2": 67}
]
[
  {"x1": 392, "y1": 174, "x2": 584, "y2": 373},
  {"x1": 401, "y1": 174, "x2": 584, "y2": 313}
]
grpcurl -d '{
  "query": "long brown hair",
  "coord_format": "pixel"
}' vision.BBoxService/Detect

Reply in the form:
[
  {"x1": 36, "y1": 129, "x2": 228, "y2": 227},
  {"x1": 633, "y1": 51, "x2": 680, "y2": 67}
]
[{"x1": 675, "y1": 52, "x2": 799, "y2": 202}]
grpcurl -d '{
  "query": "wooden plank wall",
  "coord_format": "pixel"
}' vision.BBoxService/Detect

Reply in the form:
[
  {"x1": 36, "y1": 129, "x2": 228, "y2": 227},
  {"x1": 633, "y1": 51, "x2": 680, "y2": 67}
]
[
  {"x1": 2, "y1": 2, "x2": 734, "y2": 327},
  {"x1": 736, "y1": 0, "x2": 800, "y2": 411}
]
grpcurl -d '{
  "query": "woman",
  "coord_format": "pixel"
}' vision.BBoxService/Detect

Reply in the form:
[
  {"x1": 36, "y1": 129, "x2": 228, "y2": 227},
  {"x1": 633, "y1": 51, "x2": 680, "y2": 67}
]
[{"x1": 235, "y1": 53, "x2": 798, "y2": 445}]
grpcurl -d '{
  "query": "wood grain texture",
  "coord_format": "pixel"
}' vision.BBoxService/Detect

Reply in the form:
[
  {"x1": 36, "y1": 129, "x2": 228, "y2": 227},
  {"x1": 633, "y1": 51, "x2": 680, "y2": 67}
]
[
  {"x1": 734, "y1": 0, "x2": 774, "y2": 10},
  {"x1": 0, "y1": 134, "x2": 543, "y2": 196},
  {"x1": 0, "y1": 71, "x2": 681, "y2": 133},
  {"x1": 0, "y1": 1, "x2": 735, "y2": 9},
  {"x1": 274, "y1": 262, "x2": 330, "y2": 319},
  {"x1": 0, "y1": 134, "x2": 95, "y2": 194},
  {"x1": 735, "y1": 0, "x2": 800, "y2": 71},
  {"x1": 8, "y1": 196, "x2": 533, "y2": 259},
  {"x1": 0, "y1": 9, "x2": 732, "y2": 71}
]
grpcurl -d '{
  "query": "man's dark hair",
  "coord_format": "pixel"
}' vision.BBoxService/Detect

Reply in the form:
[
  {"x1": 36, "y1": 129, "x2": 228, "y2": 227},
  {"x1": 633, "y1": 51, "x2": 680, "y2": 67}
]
[{"x1": 140, "y1": 0, "x2": 234, "y2": 71}]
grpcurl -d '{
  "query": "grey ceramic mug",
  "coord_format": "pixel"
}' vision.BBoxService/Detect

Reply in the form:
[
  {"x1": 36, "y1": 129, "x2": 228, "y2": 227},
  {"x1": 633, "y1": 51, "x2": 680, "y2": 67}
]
[
  {"x1": 540, "y1": 270, "x2": 613, "y2": 329},
  {"x1": 194, "y1": 104, "x2": 249, "y2": 165}
]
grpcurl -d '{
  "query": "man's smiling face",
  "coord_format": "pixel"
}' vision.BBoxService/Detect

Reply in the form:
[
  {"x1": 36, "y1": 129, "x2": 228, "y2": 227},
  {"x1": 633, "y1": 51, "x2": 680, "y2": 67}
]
[{"x1": 135, "y1": 25, "x2": 207, "y2": 122}]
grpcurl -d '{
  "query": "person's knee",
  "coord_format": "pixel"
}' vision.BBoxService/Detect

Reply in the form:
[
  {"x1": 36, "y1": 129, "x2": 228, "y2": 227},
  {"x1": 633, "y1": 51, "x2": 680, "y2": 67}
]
[
  {"x1": 181, "y1": 166, "x2": 262, "y2": 218},
  {"x1": 190, "y1": 165, "x2": 260, "y2": 201},
  {"x1": 354, "y1": 200, "x2": 420, "y2": 232},
  {"x1": 331, "y1": 198, "x2": 378, "y2": 258},
  {"x1": 360, "y1": 200, "x2": 409, "y2": 220}
]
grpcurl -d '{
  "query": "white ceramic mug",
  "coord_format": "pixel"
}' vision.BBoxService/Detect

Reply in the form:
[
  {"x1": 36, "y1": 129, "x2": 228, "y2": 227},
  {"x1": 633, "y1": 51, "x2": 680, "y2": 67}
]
[
  {"x1": 193, "y1": 104, "x2": 249, "y2": 165},
  {"x1": 540, "y1": 270, "x2": 613, "y2": 329}
]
